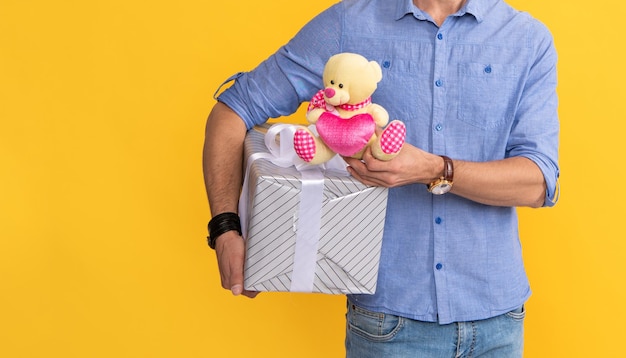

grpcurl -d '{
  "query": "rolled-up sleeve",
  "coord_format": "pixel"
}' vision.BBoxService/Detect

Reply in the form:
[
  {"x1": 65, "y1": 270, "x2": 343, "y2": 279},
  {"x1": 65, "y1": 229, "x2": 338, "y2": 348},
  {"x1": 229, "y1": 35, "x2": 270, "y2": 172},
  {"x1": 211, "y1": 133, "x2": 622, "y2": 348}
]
[
  {"x1": 506, "y1": 21, "x2": 560, "y2": 207},
  {"x1": 215, "y1": 4, "x2": 343, "y2": 129}
]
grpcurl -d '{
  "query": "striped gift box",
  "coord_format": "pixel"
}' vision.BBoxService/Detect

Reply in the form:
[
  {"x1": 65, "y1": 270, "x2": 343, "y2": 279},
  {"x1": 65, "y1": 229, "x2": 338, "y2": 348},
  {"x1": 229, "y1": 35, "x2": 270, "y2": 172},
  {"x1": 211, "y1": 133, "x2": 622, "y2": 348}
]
[{"x1": 241, "y1": 126, "x2": 387, "y2": 294}]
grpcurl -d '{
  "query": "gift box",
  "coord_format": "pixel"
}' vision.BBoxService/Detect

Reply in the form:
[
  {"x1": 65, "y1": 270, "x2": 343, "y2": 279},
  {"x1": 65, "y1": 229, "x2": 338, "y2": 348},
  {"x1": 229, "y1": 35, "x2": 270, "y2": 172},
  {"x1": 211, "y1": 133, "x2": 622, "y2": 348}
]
[{"x1": 239, "y1": 124, "x2": 388, "y2": 294}]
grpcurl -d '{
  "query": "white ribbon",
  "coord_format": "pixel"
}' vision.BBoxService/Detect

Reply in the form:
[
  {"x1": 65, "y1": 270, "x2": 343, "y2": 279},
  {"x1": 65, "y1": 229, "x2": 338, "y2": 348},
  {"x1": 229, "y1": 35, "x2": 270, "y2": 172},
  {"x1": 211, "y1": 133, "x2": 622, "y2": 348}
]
[
  {"x1": 239, "y1": 124, "x2": 347, "y2": 292},
  {"x1": 289, "y1": 167, "x2": 325, "y2": 292}
]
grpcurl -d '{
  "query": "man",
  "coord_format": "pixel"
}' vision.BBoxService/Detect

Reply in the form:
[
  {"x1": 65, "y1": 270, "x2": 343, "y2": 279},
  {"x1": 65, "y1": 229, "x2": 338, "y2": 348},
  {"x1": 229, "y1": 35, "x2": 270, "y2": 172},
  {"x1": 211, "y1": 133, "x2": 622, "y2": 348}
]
[{"x1": 203, "y1": 0, "x2": 559, "y2": 356}]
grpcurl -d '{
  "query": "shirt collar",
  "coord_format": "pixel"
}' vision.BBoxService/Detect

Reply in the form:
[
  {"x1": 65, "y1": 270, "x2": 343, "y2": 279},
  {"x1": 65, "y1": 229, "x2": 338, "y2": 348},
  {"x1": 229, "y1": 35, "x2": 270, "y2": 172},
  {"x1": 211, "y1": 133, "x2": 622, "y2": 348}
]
[{"x1": 395, "y1": 0, "x2": 494, "y2": 23}]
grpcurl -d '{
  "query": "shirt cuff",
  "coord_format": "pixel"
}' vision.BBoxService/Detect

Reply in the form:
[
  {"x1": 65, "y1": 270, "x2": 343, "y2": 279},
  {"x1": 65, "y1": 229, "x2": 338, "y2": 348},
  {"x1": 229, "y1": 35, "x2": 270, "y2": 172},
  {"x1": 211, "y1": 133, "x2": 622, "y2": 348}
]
[{"x1": 543, "y1": 177, "x2": 559, "y2": 207}]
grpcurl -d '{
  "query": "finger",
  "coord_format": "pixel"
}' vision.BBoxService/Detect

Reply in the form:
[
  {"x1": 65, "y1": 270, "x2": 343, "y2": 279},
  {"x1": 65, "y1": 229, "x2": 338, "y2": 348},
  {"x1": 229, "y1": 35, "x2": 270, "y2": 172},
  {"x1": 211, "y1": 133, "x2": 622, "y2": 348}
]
[
  {"x1": 230, "y1": 283, "x2": 244, "y2": 296},
  {"x1": 361, "y1": 146, "x2": 387, "y2": 172},
  {"x1": 215, "y1": 232, "x2": 246, "y2": 295},
  {"x1": 242, "y1": 290, "x2": 260, "y2": 298},
  {"x1": 346, "y1": 165, "x2": 362, "y2": 181},
  {"x1": 343, "y1": 156, "x2": 367, "y2": 177},
  {"x1": 360, "y1": 146, "x2": 377, "y2": 168},
  {"x1": 342, "y1": 155, "x2": 362, "y2": 168},
  {"x1": 347, "y1": 165, "x2": 380, "y2": 187},
  {"x1": 227, "y1": 255, "x2": 245, "y2": 296}
]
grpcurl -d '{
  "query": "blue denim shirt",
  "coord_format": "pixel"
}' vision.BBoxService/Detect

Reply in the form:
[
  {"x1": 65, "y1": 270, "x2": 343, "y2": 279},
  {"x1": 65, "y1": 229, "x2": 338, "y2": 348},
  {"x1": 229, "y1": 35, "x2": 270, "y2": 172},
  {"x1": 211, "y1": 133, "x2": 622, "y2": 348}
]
[{"x1": 217, "y1": 0, "x2": 559, "y2": 324}]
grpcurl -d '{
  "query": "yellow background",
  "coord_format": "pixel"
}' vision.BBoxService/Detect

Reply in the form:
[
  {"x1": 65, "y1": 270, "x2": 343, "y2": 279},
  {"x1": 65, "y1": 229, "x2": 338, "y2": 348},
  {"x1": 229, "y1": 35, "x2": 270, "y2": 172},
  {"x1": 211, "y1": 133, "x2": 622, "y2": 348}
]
[{"x1": 1, "y1": 0, "x2": 624, "y2": 357}]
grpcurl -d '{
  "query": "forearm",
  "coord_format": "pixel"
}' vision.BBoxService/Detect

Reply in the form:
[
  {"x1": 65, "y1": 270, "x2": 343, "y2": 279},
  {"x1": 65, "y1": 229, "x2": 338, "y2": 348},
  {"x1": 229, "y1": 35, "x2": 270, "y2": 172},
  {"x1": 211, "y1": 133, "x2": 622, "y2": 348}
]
[
  {"x1": 203, "y1": 102, "x2": 248, "y2": 215},
  {"x1": 202, "y1": 102, "x2": 257, "y2": 297},
  {"x1": 346, "y1": 147, "x2": 547, "y2": 208},
  {"x1": 450, "y1": 156, "x2": 546, "y2": 208}
]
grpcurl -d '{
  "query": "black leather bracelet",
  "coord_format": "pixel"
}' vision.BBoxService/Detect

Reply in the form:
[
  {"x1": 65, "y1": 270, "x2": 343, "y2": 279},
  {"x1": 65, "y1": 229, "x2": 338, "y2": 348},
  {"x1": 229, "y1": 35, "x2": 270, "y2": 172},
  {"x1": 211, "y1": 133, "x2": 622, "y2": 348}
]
[{"x1": 207, "y1": 212, "x2": 242, "y2": 250}]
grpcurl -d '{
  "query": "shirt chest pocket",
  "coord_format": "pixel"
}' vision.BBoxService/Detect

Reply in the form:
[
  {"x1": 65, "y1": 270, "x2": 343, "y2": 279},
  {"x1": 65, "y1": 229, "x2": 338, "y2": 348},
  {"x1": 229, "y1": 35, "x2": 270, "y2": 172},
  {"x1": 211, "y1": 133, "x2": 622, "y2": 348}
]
[{"x1": 457, "y1": 63, "x2": 519, "y2": 129}]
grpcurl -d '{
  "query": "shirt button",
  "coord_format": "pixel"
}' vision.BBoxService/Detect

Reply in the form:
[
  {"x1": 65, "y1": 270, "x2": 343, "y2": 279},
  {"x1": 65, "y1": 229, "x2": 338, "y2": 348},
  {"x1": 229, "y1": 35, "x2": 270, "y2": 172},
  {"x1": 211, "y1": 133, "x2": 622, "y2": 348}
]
[
  {"x1": 383, "y1": 61, "x2": 391, "y2": 68},
  {"x1": 484, "y1": 65, "x2": 492, "y2": 74},
  {"x1": 435, "y1": 79, "x2": 443, "y2": 87},
  {"x1": 437, "y1": 33, "x2": 443, "y2": 40},
  {"x1": 436, "y1": 263, "x2": 443, "y2": 270},
  {"x1": 435, "y1": 124, "x2": 443, "y2": 131},
  {"x1": 435, "y1": 217, "x2": 442, "y2": 224}
]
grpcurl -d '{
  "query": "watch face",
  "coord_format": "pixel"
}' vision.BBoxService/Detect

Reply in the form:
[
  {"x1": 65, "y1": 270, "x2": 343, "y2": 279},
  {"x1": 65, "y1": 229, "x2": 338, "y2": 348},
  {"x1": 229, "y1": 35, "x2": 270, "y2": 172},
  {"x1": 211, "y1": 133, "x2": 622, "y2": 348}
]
[{"x1": 431, "y1": 183, "x2": 451, "y2": 195}]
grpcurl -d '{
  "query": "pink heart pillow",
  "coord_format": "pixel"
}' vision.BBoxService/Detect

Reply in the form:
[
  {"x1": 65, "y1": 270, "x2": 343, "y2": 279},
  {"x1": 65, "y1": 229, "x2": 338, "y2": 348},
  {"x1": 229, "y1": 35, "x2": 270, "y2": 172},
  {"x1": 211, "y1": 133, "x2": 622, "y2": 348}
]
[{"x1": 316, "y1": 112, "x2": 375, "y2": 157}]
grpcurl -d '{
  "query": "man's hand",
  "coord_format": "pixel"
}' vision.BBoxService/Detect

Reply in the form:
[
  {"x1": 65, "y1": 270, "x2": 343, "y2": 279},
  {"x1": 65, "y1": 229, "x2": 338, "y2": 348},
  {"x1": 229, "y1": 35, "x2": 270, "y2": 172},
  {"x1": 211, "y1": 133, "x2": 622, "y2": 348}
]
[
  {"x1": 344, "y1": 144, "x2": 442, "y2": 188},
  {"x1": 214, "y1": 231, "x2": 259, "y2": 298}
]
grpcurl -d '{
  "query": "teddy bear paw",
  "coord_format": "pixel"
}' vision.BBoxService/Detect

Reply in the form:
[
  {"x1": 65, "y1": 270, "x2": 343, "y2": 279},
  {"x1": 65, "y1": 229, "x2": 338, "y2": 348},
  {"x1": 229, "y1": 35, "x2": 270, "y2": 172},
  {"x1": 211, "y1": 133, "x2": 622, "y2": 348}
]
[
  {"x1": 294, "y1": 128, "x2": 316, "y2": 162},
  {"x1": 379, "y1": 120, "x2": 406, "y2": 155}
]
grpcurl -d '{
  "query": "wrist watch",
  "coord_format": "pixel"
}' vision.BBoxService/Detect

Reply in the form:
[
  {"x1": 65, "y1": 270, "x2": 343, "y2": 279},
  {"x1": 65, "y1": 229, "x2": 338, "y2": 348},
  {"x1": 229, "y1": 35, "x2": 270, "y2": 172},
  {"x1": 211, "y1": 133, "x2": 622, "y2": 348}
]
[{"x1": 428, "y1": 155, "x2": 454, "y2": 195}]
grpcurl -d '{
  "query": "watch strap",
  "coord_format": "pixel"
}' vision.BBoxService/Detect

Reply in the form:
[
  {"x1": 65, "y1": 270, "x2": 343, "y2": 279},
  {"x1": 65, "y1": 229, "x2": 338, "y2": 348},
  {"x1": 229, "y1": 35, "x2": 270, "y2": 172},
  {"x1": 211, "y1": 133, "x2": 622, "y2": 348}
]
[
  {"x1": 427, "y1": 155, "x2": 454, "y2": 194},
  {"x1": 441, "y1": 155, "x2": 453, "y2": 182}
]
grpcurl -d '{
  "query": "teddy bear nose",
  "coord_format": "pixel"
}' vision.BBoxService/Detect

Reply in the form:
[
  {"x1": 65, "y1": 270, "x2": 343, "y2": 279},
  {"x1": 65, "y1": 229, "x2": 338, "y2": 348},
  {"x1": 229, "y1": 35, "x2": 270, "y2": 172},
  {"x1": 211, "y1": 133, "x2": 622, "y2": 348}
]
[{"x1": 324, "y1": 88, "x2": 336, "y2": 98}]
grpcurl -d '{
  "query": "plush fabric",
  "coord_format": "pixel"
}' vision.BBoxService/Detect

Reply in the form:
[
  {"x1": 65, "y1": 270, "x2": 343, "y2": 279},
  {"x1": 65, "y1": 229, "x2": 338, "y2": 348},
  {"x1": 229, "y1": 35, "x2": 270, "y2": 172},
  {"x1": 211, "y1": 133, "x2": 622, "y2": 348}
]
[{"x1": 316, "y1": 112, "x2": 375, "y2": 156}]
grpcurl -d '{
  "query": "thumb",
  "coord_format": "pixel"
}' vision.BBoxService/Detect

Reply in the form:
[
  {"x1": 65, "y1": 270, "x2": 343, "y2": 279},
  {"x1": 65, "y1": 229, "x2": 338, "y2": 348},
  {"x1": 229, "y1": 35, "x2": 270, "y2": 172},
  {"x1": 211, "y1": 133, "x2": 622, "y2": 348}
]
[
  {"x1": 231, "y1": 284, "x2": 243, "y2": 296},
  {"x1": 215, "y1": 231, "x2": 246, "y2": 296},
  {"x1": 227, "y1": 253, "x2": 245, "y2": 296}
]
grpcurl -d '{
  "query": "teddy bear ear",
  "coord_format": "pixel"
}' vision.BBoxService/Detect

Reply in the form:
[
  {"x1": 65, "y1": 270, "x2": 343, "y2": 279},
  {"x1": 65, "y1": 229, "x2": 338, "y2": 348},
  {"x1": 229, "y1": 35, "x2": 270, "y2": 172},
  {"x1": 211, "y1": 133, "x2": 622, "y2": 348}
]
[{"x1": 369, "y1": 61, "x2": 383, "y2": 83}]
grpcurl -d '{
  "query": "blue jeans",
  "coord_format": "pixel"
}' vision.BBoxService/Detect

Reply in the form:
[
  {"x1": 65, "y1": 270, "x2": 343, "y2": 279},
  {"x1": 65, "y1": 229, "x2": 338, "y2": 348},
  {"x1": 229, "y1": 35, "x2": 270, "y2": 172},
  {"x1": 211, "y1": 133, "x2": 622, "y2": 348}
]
[{"x1": 345, "y1": 301, "x2": 525, "y2": 358}]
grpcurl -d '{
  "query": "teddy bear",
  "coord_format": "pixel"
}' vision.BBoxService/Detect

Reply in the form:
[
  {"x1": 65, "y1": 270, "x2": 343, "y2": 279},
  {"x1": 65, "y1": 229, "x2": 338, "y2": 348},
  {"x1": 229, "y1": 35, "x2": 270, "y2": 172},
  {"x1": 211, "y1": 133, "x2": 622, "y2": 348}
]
[{"x1": 293, "y1": 52, "x2": 406, "y2": 165}]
